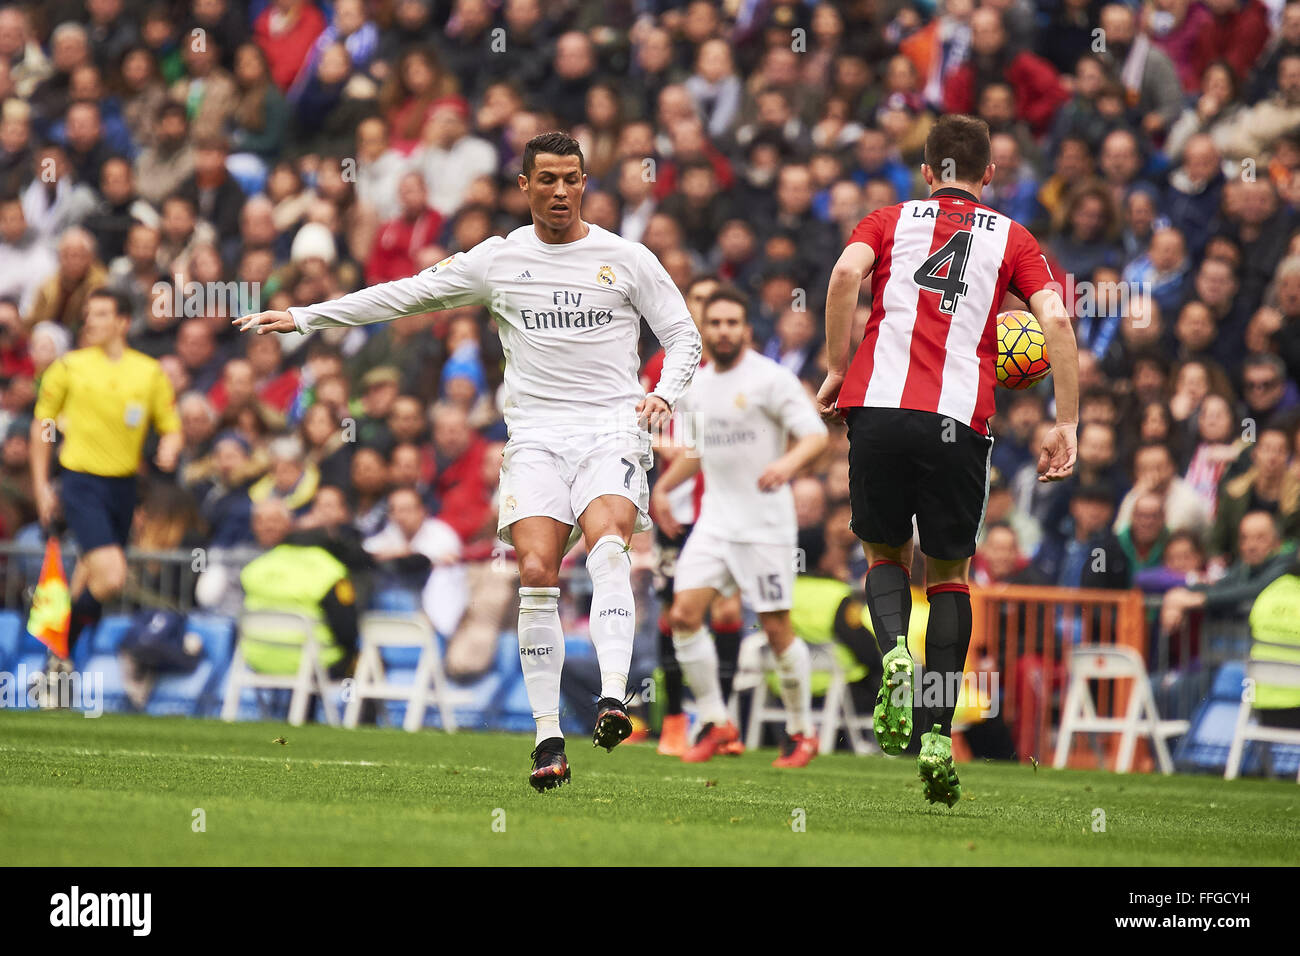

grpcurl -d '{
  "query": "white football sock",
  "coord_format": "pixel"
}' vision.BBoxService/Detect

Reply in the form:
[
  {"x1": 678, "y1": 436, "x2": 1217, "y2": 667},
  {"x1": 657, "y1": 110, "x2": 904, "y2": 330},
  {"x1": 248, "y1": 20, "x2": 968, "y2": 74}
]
[
  {"x1": 586, "y1": 534, "x2": 635, "y2": 701},
  {"x1": 775, "y1": 638, "x2": 813, "y2": 737},
  {"x1": 672, "y1": 625, "x2": 728, "y2": 726},
  {"x1": 518, "y1": 586, "x2": 565, "y2": 745}
]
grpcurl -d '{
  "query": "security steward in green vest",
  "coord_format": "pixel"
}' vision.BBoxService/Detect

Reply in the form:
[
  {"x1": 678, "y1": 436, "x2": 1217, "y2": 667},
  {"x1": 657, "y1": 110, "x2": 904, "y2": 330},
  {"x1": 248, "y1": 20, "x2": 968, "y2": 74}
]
[
  {"x1": 1248, "y1": 553, "x2": 1300, "y2": 729},
  {"x1": 787, "y1": 572, "x2": 879, "y2": 711},
  {"x1": 239, "y1": 526, "x2": 369, "y2": 678}
]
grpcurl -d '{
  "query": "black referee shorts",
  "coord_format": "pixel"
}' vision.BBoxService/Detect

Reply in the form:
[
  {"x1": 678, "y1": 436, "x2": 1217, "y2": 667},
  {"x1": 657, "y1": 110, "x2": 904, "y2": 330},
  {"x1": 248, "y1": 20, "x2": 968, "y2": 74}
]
[
  {"x1": 61, "y1": 469, "x2": 137, "y2": 552},
  {"x1": 845, "y1": 407, "x2": 993, "y2": 561}
]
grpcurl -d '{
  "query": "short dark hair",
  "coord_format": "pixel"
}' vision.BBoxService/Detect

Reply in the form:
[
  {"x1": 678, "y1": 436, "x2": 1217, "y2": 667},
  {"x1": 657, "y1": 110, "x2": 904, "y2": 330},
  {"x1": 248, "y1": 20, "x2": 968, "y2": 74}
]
[
  {"x1": 702, "y1": 286, "x2": 750, "y2": 322},
  {"x1": 86, "y1": 287, "x2": 132, "y2": 319},
  {"x1": 1073, "y1": 480, "x2": 1115, "y2": 506},
  {"x1": 1133, "y1": 441, "x2": 1174, "y2": 468},
  {"x1": 923, "y1": 114, "x2": 991, "y2": 184},
  {"x1": 522, "y1": 132, "x2": 585, "y2": 177}
]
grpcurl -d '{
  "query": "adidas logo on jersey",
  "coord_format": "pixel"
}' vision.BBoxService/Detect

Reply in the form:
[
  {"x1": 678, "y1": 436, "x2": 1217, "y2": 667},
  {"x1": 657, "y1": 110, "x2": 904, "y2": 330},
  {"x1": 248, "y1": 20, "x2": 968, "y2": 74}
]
[{"x1": 515, "y1": 270, "x2": 533, "y2": 280}]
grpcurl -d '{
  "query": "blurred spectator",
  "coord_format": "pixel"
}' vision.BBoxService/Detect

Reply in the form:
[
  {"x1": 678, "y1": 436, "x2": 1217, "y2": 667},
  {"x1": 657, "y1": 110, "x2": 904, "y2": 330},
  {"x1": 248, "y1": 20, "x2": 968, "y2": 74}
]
[
  {"x1": 1160, "y1": 511, "x2": 1295, "y2": 652},
  {"x1": 171, "y1": 35, "x2": 236, "y2": 143},
  {"x1": 1183, "y1": 393, "x2": 1248, "y2": 517},
  {"x1": 1038, "y1": 481, "x2": 1131, "y2": 588},
  {"x1": 1118, "y1": 491, "x2": 1172, "y2": 574},
  {"x1": 762, "y1": 307, "x2": 819, "y2": 383},
  {"x1": 1240, "y1": 353, "x2": 1299, "y2": 425},
  {"x1": 1191, "y1": 0, "x2": 1272, "y2": 85},
  {"x1": 364, "y1": 485, "x2": 465, "y2": 635},
  {"x1": 21, "y1": 143, "x2": 98, "y2": 238},
  {"x1": 248, "y1": 434, "x2": 319, "y2": 515},
  {"x1": 0, "y1": 194, "x2": 56, "y2": 315},
  {"x1": 25, "y1": 227, "x2": 107, "y2": 332},
  {"x1": 1116, "y1": 441, "x2": 1212, "y2": 535},
  {"x1": 973, "y1": 521, "x2": 1048, "y2": 586},
  {"x1": 254, "y1": 0, "x2": 327, "y2": 92},
  {"x1": 1211, "y1": 424, "x2": 1300, "y2": 557},
  {"x1": 366, "y1": 171, "x2": 442, "y2": 285},
  {"x1": 348, "y1": 445, "x2": 390, "y2": 537},
  {"x1": 195, "y1": 430, "x2": 256, "y2": 547},
  {"x1": 430, "y1": 400, "x2": 489, "y2": 542},
  {"x1": 134, "y1": 102, "x2": 195, "y2": 210},
  {"x1": 943, "y1": 7, "x2": 1069, "y2": 136}
]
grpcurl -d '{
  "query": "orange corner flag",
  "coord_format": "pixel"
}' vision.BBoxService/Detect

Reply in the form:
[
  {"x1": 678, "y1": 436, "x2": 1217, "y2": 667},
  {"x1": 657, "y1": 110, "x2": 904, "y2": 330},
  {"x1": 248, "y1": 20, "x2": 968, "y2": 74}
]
[{"x1": 28, "y1": 536, "x2": 70, "y2": 660}]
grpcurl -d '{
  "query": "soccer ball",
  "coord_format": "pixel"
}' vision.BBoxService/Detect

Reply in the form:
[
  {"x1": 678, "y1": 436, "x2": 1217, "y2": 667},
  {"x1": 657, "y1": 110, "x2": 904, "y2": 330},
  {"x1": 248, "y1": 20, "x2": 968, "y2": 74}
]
[{"x1": 995, "y1": 310, "x2": 1051, "y2": 390}]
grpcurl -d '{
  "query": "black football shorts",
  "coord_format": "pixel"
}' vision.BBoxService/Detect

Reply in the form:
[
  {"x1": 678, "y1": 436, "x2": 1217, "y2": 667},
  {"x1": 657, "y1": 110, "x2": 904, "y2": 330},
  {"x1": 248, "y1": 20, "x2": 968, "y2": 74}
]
[{"x1": 845, "y1": 406, "x2": 993, "y2": 561}]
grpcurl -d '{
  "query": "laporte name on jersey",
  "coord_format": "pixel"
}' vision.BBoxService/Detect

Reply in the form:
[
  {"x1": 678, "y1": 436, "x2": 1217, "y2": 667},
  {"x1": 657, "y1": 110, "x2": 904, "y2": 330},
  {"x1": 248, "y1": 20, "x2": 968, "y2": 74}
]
[{"x1": 909, "y1": 204, "x2": 1001, "y2": 231}]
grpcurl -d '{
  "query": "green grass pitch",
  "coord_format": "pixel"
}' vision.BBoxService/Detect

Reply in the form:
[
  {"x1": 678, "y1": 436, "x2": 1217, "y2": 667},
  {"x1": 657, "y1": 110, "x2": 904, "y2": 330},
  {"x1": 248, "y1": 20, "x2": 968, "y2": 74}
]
[{"x1": 2, "y1": 711, "x2": 1297, "y2": 866}]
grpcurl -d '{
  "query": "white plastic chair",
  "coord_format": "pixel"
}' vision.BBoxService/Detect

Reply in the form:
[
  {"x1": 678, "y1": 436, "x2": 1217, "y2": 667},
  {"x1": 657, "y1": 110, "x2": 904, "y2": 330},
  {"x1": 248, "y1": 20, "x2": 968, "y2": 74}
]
[
  {"x1": 1053, "y1": 644, "x2": 1187, "y2": 774},
  {"x1": 731, "y1": 634, "x2": 878, "y2": 755},
  {"x1": 1225, "y1": 658, "x2": 1300, "y2": 783},
  {"x1": 222, "y1": 610, "x2": 340, "y2": 727},
  {"x1": 342, "y1": 613, "x2": 457, "y2": 733}
]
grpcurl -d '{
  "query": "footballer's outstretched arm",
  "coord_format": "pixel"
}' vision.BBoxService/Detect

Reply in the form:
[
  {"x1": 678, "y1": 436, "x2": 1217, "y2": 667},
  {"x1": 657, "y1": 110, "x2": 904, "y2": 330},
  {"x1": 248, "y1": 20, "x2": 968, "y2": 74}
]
[
  {"x1": 236, "y1": 239, "x2": 501, "y2": 335},
  {"x1": 817, "y1": 240, "x2": 876, "y2": 420},
  {"x1": 1029, "y1": 287, "x2": 1079, "y2": 482}
]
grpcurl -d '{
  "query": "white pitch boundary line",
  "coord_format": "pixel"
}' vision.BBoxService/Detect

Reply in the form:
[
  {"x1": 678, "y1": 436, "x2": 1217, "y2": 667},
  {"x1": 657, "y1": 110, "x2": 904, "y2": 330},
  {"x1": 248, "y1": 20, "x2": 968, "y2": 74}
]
[{"x1": 0, "y1": 745, "x2": 503, "y2": 772}]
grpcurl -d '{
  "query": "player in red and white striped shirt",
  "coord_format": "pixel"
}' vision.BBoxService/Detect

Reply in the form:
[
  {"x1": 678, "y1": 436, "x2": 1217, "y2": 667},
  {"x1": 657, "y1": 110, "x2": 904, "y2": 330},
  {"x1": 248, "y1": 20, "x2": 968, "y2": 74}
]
[{"x1": 815, "y1": 115, "x2": 1079, "y2": 806}]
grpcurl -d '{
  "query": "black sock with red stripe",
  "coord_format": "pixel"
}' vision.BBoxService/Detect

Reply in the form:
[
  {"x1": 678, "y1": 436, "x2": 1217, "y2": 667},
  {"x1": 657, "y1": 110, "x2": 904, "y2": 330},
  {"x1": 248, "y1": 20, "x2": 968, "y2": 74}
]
[
  {"x1": 864, "y1": 559, "x2": 911, "y2": 656},
  {"x1": 922, "y1": 583, "x2": 973, "y2": 737},
  {"x1": 711, "y1": 619, "x2": 742, "y2": 702},
  {"x1": 657, "y1": 616, "x2": 684, "y2": 715},
  {"x1": 68, "y1": 587, "x2": 103, "y2": 652}
]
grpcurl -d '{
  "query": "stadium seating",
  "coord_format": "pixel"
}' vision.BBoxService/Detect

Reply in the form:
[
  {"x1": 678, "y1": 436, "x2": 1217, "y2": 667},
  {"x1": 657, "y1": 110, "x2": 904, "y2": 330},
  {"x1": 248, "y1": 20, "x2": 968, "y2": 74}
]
[
  {"x1": 0, "y1": 610, "x2": 22, "y2": 673},
  {"x1": 222, "y1": 610, "x2": 340, "y2": 727},
  {"x1": 1174, "y1": 662, "x2": 1300, "y2": 778},
  {"x1": 342, "y1": 612, "x2": 457, "y2": 732},
  {"x1": 146, "y1": 614, "x2": 237, "y2": 718},
  {"x1": 732, "y1": 633, "x2": 877, "y2": 754},
  {"x1": 1225, "y1": 659, "x2": 1300, "y2": 783},
  {"x1": 1053, "y1": 644, "x2": 1188, "y2": 774}
]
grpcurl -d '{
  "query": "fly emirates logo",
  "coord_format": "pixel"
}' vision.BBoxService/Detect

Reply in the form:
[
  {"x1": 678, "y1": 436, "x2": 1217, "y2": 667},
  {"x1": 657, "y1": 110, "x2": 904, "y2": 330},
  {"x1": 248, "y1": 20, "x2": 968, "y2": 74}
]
[{"x1": 519, "y1": 290, "x2": 615, "y2": 331}]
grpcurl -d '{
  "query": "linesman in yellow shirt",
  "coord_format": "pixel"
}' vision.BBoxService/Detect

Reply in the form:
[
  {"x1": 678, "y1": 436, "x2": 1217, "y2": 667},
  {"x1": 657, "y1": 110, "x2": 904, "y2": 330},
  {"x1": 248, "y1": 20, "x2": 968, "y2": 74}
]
[{"x1": 30, "y1": 289, "x2": 182, "y2": 652}]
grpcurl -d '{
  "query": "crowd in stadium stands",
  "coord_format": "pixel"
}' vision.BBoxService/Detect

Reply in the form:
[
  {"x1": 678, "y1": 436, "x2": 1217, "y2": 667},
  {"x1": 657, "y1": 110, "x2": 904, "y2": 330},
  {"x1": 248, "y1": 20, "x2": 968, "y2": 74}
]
[{"x1": 0, "y1": 0, "x2": 1299, "y2": 682}]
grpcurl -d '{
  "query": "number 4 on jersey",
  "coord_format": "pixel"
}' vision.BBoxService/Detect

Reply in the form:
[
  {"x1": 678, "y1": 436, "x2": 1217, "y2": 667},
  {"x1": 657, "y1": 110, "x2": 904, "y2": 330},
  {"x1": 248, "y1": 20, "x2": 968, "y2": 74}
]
[{"x1": 913, "y1": 231, "x2": 972, "y2": 314}]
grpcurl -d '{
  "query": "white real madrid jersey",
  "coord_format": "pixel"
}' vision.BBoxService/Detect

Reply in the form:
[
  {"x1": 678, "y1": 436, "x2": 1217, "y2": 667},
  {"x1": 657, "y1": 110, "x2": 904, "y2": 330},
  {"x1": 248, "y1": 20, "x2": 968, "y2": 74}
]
[
  {"x1": 289, "y1": 222, "x2": 702, "y2": 434},
  {"x1": 678, "y1": 349, "x2": 826, "y2": 545}
]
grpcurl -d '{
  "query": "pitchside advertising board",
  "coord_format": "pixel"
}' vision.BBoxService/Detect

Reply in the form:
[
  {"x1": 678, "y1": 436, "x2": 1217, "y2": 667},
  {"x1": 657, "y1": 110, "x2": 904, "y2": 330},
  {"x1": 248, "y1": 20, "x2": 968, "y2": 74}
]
[{"x1": 8, "y1": 871, "x2": 1275, "y2": 937}]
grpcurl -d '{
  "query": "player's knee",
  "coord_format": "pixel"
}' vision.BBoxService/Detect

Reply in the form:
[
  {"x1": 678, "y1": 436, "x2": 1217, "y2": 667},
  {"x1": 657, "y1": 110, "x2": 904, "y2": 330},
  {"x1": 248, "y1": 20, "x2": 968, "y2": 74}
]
[
  {"x1": 760, "y1": 613, "x2": 793, "y2": 646},
  {"x1": 711, "y1": 602, "x2": 743, "y2": 631},
  {"x1": 925, "y1": 557, "x2": 970, "y2": 586},
  {"x1": 586, "y1": 534, "x2": 630, "y2": 586},
  {"x1": 668, "y1": 600, "x2": 704, "y2": 635},
  {"x1": 89, "y1": 554, "x2": 127, "y2": 598},
  {"x1": 518, "y1": 553, "x2": 560, "y2": 589}
]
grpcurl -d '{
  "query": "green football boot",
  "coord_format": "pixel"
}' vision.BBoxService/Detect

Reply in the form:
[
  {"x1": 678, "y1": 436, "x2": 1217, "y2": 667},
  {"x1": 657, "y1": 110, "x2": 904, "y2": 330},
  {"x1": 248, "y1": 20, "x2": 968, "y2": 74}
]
[
  {"x1": 917, "y1": 724, "x2": 962, "y2": 808},
  {"x1": 872, "y1": 635, "x2": 914, "y2": 755}
]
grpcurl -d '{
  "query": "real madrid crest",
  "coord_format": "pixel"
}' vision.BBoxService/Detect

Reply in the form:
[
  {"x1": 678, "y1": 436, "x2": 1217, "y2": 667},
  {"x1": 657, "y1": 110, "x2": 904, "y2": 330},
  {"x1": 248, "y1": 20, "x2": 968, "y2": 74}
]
[
  {"x1": 733, "y1": 392, "x2": 747, "y2": 409},
  {"x1": 597, "y1": 264, "x2": 615, "y2": 286}
]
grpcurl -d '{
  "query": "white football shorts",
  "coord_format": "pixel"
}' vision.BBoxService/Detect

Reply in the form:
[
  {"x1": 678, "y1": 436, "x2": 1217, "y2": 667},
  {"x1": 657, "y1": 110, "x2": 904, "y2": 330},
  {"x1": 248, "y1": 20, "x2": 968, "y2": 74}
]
[
  {"x1": 497, "y1": 428, "x2": 652, "y2": 551},
  {"x1": 673, "y1": 528, "x2": 796, "y2": 614}
]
